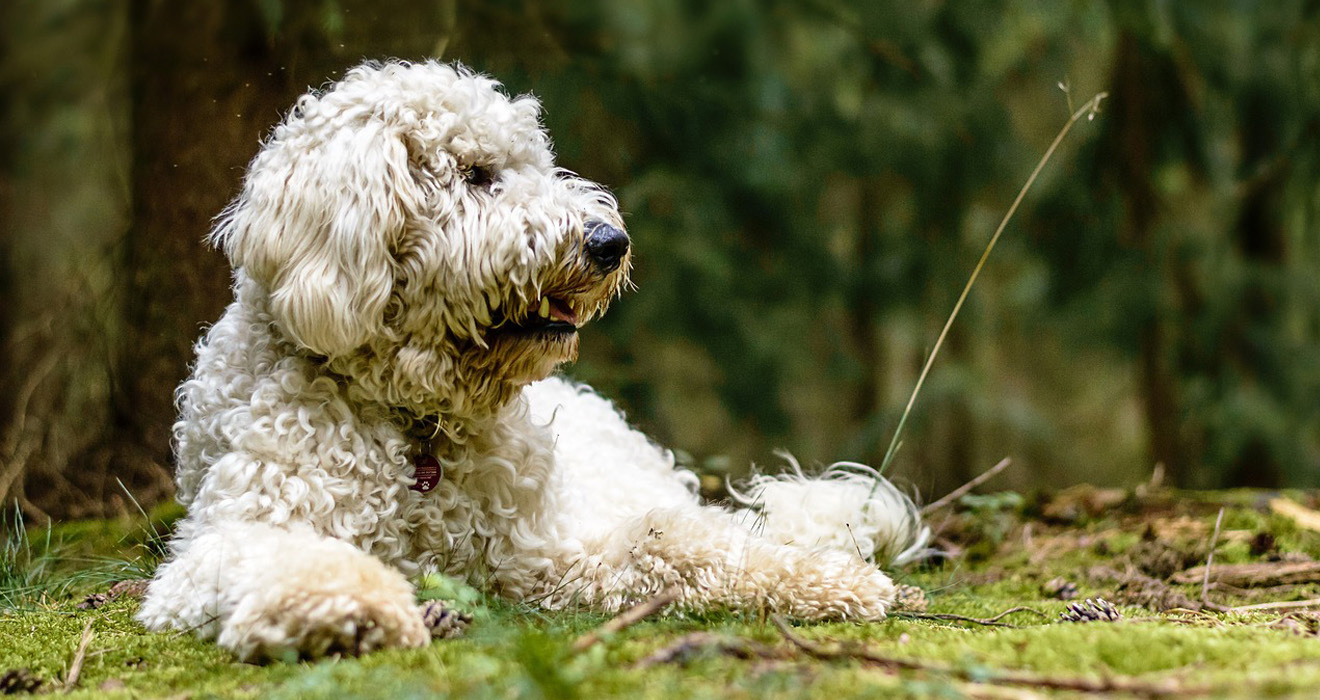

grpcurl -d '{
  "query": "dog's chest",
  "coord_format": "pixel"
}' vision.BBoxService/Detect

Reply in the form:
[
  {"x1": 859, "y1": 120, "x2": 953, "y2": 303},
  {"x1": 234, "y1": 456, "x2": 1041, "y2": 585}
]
[{"x1": 394, "y1": 429, "x2": 565, "y2": 575}]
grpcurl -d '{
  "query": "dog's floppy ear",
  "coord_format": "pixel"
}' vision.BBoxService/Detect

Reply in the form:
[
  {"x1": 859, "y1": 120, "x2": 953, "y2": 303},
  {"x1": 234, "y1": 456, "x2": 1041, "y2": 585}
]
[{"x1": 214, "y1": 118, "x2": 414, "y2": 357}]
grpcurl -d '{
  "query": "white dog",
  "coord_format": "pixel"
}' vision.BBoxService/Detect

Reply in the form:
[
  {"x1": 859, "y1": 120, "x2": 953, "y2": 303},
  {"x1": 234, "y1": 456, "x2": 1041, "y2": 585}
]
[{"x1": 137, "y1": 60, "x2": 928, "y2": 662}]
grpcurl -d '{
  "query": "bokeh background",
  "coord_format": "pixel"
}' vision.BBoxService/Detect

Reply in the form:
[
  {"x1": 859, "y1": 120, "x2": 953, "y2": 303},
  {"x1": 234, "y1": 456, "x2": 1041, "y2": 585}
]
[{"x1": 3, "y1": 0, "x2": 1319, "y2": 521}]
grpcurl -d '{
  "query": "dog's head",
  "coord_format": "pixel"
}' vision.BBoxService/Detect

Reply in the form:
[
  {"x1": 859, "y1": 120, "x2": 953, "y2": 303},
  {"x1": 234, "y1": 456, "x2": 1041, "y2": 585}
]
[{"x1": 214, "y1": 60, "x2": 630, "y2": 417}]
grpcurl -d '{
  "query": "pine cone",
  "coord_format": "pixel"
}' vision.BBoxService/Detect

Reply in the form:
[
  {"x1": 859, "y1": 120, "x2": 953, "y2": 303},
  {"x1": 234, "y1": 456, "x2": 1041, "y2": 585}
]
[
  {"x1": 0, "y1": 668, "x2": 44, "y2": 695},
  {"x1": 76, "y1": 593, "x2": 110, "y2": 610},
  {"x1": 1060, "y1": 598, "x2": 1120, "y2": 623},
  {"x1": 891, "y1": 584, "x2": 929, "y2": 613},
  {"x1": 421, "y1": 600, "x2": 473, "y2": 639}
]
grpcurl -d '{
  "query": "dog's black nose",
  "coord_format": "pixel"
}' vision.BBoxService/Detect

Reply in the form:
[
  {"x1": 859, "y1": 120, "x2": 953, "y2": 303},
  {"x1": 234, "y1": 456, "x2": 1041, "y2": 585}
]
[{"x1": 584, "y1": 222, "x2": 629, "y2": 272}]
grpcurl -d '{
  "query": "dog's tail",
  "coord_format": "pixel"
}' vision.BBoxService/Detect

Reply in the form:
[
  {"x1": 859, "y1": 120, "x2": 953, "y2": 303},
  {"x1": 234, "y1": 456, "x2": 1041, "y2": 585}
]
[{"x1": 728, "y1": 453, "x2": 933, "y2": 566}]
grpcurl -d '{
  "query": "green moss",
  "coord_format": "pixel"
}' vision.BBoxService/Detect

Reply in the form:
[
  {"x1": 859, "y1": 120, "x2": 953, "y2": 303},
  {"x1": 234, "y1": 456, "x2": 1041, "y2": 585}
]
[
  {"x1": 5, "y1": 595, "x2": 1320, "y2": 699},
  {"x1": 7, "y1": 497, "x2": 1320, "y2": 698},
  {"x1": 1222, "y1": 505, "x2": 1268, "y2": 532}
]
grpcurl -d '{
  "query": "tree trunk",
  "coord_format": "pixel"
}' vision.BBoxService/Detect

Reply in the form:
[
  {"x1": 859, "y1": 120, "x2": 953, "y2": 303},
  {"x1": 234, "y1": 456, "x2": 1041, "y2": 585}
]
[
  {"x1": 59, "y1": 1, "x2": 321, "y2": 515},
  {"x1": 850, "y1": 178, "x2": 885, "y2": 445},
  {"x1": 1104, "y1": 24, "x2": 1198, "y2": 486}
]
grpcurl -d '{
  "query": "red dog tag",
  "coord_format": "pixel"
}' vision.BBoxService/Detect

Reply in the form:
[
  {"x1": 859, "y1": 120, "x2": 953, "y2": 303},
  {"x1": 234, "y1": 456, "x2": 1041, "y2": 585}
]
[{"x1": 411, "y1": 454, "x2": 441, "y2": 493}]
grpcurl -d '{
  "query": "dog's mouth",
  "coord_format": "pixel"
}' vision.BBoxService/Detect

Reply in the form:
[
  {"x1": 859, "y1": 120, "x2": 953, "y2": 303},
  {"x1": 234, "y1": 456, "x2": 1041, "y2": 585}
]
[{"x1": 491, "y1": 294, "x2": 587, "y2": 337}]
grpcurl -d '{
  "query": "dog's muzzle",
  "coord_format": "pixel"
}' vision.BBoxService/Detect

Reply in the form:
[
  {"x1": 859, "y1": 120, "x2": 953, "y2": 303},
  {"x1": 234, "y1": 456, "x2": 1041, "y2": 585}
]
[{"x1": 584, "y1": 222, "x2": 629, "y2": 273}]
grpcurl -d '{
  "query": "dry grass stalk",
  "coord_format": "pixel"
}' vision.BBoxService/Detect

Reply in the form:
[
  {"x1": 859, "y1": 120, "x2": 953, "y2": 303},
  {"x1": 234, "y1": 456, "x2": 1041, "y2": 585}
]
[
  {"x1": 878, "y1": 91, "x2": 1109, "y2": 475},
  {"x1": 922, "y1": 457, "x2": 1012, "y2": 514},
  {"x1": 1201, "y1": 508, "x2": 1225, "y2": 605}
]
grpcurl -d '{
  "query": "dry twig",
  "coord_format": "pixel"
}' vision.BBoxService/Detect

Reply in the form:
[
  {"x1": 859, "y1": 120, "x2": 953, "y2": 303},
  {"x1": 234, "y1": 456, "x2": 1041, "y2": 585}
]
[
  {"x1": 922, "y1": 458, "x2": 1012, "y2": 515},
  {"x1": 63, "y1": 620, "x2": 95, "y2": 693},
  {"x1": 571, "y1": 589, "x2": 679, "y2": 653}
]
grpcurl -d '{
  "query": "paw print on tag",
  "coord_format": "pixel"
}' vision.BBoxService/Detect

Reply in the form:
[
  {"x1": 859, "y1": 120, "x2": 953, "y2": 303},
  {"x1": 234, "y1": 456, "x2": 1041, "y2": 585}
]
[{"x1": 411, "y1": 454, "x2": 441, "y2": 493}]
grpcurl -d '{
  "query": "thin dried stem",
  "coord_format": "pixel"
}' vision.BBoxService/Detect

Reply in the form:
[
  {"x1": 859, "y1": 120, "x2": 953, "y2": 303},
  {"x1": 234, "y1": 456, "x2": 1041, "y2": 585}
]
[
  {"x1": 879, "y1": 91, "x2": 1109, "y2": 473},
  {"x1": 922, "y1": 457, "x2": 1012, "y2": 514},
  {"x1": 1202, "y1": 508, "x2": 1225, "y2": 605}
]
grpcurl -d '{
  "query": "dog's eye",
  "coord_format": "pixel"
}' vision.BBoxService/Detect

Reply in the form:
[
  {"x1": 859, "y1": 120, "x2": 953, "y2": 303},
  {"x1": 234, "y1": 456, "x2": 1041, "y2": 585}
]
[{"x1": 464, "y1": 165, "x2": 495, "y2": 188}]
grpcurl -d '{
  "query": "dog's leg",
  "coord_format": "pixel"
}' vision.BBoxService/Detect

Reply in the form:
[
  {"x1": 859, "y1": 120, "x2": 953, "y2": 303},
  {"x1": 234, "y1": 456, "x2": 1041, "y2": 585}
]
[
  {"x1": 524, "y1": 378, "x2": 911, "y2": 619},
  {"x1": 565, "y1": 505, "x2": 898, "y2": 620},
  {"x1": 138, "y1": 519, "x2": 428, "y2": 662}
]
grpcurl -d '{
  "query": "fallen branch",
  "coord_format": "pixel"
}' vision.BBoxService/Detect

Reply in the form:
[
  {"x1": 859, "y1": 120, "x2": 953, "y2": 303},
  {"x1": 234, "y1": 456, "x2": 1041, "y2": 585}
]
[
  {"x1": 571, "y1": 589, "x2": 679, "y2": 653},
  {"x1": 1174, "y1": 562, "x2": 1320, "y2": 588},
  {"x1": 1206, "y1": 580, "x2": 1306, "y2": 600},
  {"x1": 772, "y1": 616, "x2": 1206, "y2": 697},
  {"x1": 63, "y1": 620, "x2": 95, "y2": 693},
  {"x1": 922, "y1": 458, "x2": 1012, "y2": 515},
  {"x1": 1230, "y1": 598, "x2": 1320, "y2": 614}
]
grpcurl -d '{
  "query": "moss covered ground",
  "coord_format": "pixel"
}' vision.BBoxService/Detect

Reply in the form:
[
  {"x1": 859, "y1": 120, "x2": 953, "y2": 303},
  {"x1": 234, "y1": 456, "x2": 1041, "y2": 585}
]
[{"x1": 6, "y1": 487, "x2": 1320, "y2": 698}]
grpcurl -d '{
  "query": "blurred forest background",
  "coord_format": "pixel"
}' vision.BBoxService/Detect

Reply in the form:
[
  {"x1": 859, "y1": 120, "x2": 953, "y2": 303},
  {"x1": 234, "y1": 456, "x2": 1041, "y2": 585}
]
[{"x1": 2, "y1": 0, "x2": 1319, "y2": 522}]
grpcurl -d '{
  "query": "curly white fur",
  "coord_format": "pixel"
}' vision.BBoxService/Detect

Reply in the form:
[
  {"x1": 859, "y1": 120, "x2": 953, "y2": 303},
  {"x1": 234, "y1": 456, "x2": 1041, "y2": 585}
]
[{"x1": 137, "y1": 60, "x2": 929, "y2": 661}]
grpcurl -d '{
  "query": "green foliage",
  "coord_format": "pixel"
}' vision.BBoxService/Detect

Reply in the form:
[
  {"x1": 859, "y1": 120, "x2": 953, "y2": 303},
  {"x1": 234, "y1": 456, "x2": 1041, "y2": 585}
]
[
  {"x1": 1034, "y1": 1, "x2": 1320, "y2": 487},
  {"x1": 0, "y1": 511, "x2": 58, "y2": 610},
  {"x1": 452, "y1": 0, "x2": 1320, "y2": 490},
  {"x1": 0, "y1": 500, "x2": 180, "y2": 613},
  {"x1": 255, "y1": 0, "x2": 347, "y2": 41},
  {"x1": 7, "y1": 0, "x2": 1320, "y2": 521},
  {"x1": 958, "y1": 491, "x2": 1025, "y2": 514}
]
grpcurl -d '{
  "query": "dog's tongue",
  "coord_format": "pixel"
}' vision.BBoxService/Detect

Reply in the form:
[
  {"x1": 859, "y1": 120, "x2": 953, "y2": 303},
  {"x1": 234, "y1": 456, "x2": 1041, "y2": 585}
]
[{"x1": 548, "y1": 297, "x2": 578, "y2": 325}]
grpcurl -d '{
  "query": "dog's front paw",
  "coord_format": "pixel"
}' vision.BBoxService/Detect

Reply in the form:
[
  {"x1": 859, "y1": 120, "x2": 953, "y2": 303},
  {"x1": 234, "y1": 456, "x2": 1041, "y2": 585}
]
[
  {"x1": 222, "y1": 590, "x2": 428, "y2": 662},
  {"x1": 219, "y1": 569, "x2": 429, "y2": 662},
  {"x1": 772, "y1": 554, "x2": 899, "y2": 622}
]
